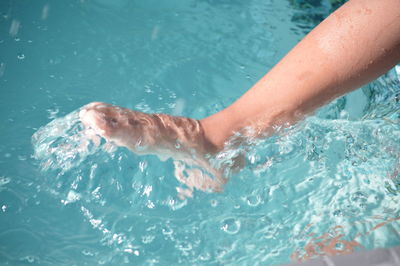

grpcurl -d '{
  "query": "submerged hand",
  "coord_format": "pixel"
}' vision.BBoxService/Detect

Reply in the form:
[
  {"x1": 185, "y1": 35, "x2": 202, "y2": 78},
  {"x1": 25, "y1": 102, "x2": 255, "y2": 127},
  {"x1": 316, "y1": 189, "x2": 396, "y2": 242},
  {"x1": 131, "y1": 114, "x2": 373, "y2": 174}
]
[
  {"x1": 79, "y1": 102, "x2": 216, "y2": 155},
  {"x1": 79, "y1": 102, "x2": 229, "y2": 196}
]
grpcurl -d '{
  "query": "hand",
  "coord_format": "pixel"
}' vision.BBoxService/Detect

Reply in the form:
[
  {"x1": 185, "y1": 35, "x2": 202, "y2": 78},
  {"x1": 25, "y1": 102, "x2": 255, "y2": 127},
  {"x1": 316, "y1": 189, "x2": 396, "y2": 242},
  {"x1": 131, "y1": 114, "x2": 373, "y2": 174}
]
[{"x1": 79, "y1": 102, "x2": 229, "y2": 196}]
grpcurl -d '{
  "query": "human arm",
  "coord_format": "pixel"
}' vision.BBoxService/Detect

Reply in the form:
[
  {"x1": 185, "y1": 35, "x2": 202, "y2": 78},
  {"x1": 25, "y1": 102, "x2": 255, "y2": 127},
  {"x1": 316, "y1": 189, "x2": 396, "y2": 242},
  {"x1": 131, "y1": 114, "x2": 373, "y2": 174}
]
[
  {"x1": 79, "y1": 0, "x2": 400, "y2": 178},
  {"x1": 200, "y1": 0, "x2": 400, "y2": 150}
]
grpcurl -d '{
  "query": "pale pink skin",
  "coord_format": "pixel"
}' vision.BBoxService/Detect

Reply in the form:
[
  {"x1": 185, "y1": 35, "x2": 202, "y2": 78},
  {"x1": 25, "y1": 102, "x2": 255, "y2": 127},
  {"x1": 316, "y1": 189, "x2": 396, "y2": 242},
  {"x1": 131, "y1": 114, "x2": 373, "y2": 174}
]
[
  {"x1": 201, "y1": 0, "x2": 400, "y2": 150},
  {"x1": 80, "y1": 0, "x2": 400, "y2": 194},
  {"x1": 79, "y1": 102, "x2": 218, "y2": 157},
  {"x1": 79, "y1": 102, "x2": 229, "y2": 197}
]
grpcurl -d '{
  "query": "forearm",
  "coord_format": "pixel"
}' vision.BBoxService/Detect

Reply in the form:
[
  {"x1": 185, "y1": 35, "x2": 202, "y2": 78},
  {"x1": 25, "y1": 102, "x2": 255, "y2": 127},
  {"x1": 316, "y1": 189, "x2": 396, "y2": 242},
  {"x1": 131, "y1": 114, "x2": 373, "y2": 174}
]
[{"x1": 201, "y1": 0, "x2": 400, "y2": 149}]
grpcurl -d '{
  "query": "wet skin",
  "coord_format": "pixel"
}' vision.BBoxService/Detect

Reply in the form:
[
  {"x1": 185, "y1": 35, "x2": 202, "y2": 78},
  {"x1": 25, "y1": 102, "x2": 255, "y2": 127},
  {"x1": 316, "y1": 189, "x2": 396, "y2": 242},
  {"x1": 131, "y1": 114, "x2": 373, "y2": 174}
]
[
  {"x1": 79, "y1": 102, "x2": 229, "y2": 196},
  {"x1": 79, "y1": 0, "x2": 400, "y2": 196}
]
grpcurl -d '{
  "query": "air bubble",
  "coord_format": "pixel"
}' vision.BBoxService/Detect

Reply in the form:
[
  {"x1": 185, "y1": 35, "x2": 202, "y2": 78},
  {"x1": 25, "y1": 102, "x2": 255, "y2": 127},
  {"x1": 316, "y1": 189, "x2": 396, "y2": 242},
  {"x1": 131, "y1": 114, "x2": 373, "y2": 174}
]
[
  {"x1": 263, "y1": 226, "x2": 277, "y2": 239},
  {"x1": 216, "y1": 248, "x2": 228, "y2": 258},
  {"x1": 335, "y1": 242, "x2": 344, "y2": 250},
  {"x1": 244, "y1": 194, "x2": 262, "y2": 206},
  {"x1": 221, "y1": 218, "x2": 241, "y2": 234},
  {"x1": 0, "y1": 176, "x2": 11, "y2": 186},
  {"x1": 17, "y1": 53, "x2": 25, "y2": 60}
]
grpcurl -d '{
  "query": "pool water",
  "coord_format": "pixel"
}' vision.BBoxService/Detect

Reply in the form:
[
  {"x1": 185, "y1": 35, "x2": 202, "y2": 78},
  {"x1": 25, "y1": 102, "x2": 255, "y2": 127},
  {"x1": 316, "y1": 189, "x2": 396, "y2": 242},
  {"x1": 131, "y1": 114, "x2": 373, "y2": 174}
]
[{"x1": 1, "y1": 0, "x2": 400, "y2": 265}]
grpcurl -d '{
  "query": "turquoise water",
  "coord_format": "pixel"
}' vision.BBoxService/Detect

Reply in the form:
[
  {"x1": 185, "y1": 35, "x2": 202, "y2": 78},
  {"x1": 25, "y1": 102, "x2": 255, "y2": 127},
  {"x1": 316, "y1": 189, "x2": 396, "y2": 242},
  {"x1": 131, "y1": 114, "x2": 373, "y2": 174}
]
[{"x1": 1, "y1": 0, "x2": 400, "y2": 265}]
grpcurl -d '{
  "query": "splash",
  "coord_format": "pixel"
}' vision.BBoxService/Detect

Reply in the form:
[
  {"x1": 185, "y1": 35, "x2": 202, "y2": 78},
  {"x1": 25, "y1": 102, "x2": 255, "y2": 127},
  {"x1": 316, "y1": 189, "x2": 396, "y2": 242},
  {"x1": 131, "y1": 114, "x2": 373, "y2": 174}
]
[
  {"x1": 32, "y1": 110, "x2": 115, "y2": 173},
  {"x1": 30, "y1": 89, "x2": 400, "y2": 264}
]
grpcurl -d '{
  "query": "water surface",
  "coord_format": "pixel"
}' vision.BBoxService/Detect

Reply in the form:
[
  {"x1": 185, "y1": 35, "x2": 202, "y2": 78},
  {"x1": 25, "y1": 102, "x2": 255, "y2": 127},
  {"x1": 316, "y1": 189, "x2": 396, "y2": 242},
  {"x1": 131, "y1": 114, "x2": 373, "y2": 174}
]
[{"x1": 1, "y1": 0, "x2": 399, "y2": 265}]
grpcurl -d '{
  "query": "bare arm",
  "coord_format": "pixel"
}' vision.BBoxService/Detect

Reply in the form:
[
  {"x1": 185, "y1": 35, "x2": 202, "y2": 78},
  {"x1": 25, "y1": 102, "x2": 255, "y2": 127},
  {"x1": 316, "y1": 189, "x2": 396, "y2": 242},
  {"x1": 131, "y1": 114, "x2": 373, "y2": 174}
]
[
  {"x1": 79, "y1": 0, "x2": 400, "y2": 178},
  {"x1": 78, "y1": 0, "x2": 400, "y2": 193},
  {"x1": 201, "y1": 0, "x2": 400, "y2": 150}
]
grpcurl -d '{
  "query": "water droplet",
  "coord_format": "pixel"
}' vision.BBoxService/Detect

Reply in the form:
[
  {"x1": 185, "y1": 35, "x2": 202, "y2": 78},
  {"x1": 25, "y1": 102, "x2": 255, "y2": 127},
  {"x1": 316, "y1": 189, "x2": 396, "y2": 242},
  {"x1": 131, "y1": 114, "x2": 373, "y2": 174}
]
[
  {"x1": 151, "y1": 25, "x2": 160, "y2": 40},
  {"x1": 9, "y1": 19, "x2": 20, "y2": 37},
  {"x1": 41, "y1": 4, "x2": 50, "y2": 20},
  {"x1": 0, "y1": 62, "x2": 5, "y2": 77},
  {"x1": 221, "y1": 218, "x2": 241, "y2": 234}
]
